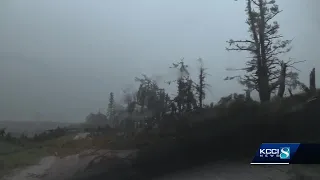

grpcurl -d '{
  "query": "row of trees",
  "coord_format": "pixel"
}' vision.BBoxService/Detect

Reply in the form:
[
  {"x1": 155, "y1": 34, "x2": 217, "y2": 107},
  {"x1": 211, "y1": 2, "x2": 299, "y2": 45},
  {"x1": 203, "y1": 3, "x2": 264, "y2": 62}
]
[
  {"x1": 88, "y1": 0, "x2": 317, "y2": 129},
  {"x1": 96, "y1": 57, "x2": 211, "y2": 128},
  {"x1": 0, "y1": 127, "x2": 68, "y2": 145},
  {"x1": 132, "y1": 58, "x2": 211, "y2": 118},
  {"x1": 127, "y1": 0, "x2": 316, "y2": 114}
]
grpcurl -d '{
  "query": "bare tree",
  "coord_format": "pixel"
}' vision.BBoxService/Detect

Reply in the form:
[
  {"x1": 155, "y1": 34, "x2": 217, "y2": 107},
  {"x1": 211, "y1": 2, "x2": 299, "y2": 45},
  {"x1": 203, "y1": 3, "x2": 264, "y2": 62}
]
[
  {"x1": 226, "y1": 0, "x2": 292, "y2": 102},
  {"x1": 309, "y1": 68, "x2": 316, "y2": 95},
  {"x1": 296, "y1": 68, "x2": 317, "y2": 96},
  {"x1": 276, "y1": 59, "x2": 305, "y2": 97},
  {"x1": 195, "y1": 58, "x2": 210, "y2": 108}
]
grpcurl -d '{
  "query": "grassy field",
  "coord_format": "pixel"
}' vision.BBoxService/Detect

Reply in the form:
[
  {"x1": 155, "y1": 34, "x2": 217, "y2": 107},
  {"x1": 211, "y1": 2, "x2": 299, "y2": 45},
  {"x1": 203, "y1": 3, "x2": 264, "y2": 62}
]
[
  {"x1": 0, "y1": 141, "x2": 45, "y2": 177},
  {"x1": 0, "y1": 134, "x2": 88, "y2": 178},
  {"x1": 0, "y1": 131, "x2": 143, "y2": 178}
]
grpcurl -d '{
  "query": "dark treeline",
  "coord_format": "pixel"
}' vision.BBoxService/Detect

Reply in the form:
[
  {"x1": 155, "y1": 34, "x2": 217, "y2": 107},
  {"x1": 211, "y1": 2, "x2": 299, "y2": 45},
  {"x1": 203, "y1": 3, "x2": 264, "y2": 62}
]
[
  {"x1": 0, "y1": 126, "x2": 68, "y2": 145},
  {"x1": 85, "y1": 0, "x2": 317, "y2": 132},
  {"x1": 77, "y1": 0, "x2": 320, "y2": 179}
]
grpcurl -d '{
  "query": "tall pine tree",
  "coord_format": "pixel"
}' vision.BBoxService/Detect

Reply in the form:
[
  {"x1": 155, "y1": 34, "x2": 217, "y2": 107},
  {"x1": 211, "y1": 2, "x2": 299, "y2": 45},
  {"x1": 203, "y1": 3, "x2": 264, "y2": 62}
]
[{"x1": 226, "y1": 0, "x2": 293, "y2": 102}]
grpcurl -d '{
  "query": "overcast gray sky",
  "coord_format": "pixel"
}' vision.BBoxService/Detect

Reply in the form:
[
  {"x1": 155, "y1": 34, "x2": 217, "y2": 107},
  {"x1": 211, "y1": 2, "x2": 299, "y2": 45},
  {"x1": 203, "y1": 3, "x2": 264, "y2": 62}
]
[{"x1": 0, "y1": 0, "x2": 319, "y2": 122}]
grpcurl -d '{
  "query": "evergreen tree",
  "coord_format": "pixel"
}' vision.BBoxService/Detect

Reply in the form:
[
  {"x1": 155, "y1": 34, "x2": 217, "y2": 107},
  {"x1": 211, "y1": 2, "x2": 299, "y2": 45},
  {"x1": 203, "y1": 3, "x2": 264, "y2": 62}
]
[
  {"x1": 226, "y1": 0, "x2": 293, "y2": 102},
  {"x1": 169, "y1": 58, "x2": 197, "y2": 113}
]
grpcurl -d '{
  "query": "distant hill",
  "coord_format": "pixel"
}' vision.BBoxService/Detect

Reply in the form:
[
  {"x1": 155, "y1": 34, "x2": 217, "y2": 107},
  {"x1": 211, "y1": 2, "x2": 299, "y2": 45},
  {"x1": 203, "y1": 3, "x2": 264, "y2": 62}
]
[{"x1": 0, "y1": 121, "x2": 76, "y2": 137}]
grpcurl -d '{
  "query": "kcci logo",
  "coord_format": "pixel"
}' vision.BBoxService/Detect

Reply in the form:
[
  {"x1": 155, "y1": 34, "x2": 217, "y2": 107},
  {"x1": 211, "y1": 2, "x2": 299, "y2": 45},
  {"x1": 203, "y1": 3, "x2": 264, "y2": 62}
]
[{"x1": 259, "y1": 147, "x2": 290, "y2": 159}]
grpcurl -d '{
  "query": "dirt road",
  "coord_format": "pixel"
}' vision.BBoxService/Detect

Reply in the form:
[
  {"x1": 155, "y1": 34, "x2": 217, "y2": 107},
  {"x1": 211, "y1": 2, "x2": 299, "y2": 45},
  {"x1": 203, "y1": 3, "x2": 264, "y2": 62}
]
[
  {"x1": 1, "y1": 149, "x2": 137, "y2": 180},
  {"x1": 3, "y1": 150, "x2": 320, "y2": 180}
]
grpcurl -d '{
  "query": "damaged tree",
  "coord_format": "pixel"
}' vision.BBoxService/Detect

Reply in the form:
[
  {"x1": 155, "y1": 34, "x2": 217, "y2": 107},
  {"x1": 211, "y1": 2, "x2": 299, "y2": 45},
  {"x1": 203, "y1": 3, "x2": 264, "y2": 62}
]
[
  {"x1": 226, "y1": 0, "x2": 292, "y2": 102},
  {"x1": 170, "y1": 58, "x2": 189, "y2": 113},
  {"x1": 135, "y1": 74, "x2": 171, "y2": 124},
  {"x1": 195, "y1": 58, "x2": 210, "y2": 108},
  {"x1": 135, "y1": 74, "x2": 153, "y2": 113},
  {"x1": 298, "y1": 68, "x2": 317, "y2": 96},
  {"x1": 309, "y1": 68, "x2": 316, "y2": 95},
  {"x1": 276, "y1": 59, "x2": 305, "y2": 98},
  {"x1": 169, "y1": 58, "x2": 197, "y2": 114}
]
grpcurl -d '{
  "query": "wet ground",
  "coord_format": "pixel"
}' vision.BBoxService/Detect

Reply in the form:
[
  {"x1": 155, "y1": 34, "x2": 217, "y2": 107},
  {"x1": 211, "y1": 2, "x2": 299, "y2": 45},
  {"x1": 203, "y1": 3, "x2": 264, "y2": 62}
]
[
  {"x1": 3, "y1": 151, "x2": 320, "y2": 180},
  {"x1": 1, "y1": 149, "x2": 137, "y2": 180},
  {"x1": 2, "y1": 127, "x2": 320, "y2": 180}
]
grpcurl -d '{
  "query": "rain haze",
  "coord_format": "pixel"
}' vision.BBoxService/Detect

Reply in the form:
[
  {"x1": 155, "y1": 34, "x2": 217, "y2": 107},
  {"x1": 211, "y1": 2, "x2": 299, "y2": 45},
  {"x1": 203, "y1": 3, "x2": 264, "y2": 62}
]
[{"x1": 0, "y1": 0, "x2": 319, "y2": 122}]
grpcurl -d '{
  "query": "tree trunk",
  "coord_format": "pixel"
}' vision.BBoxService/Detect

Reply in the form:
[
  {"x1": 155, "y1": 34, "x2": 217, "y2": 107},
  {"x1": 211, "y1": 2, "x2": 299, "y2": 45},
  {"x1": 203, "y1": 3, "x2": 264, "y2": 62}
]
[
  {"x1": 199, "y1": 88, "x2": 203, "y2": 109},
  {"x1": 257, "y1": 0, "x2": 271, "y2": 102},
  {"x1": 245, "y1": 89, "x2": 252, "y2": 101},
  {"x1": 288, "y1": 88, "x2": 293, "y2": 97},
  {"x1": 247, "y1": 0, "x2": 270, "y2": 102},
  {"x1": 309, "y1": 68, "x2": 316, "y2": 95},
  {"x1": 199, "y1": 68, "x2": 203, "y2": 108},
  {"x1": 258, "y1": 69, "x2": 271, "y2": 102}
]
